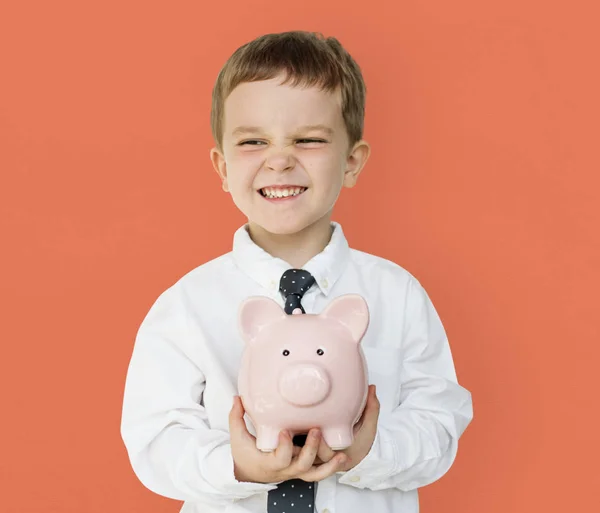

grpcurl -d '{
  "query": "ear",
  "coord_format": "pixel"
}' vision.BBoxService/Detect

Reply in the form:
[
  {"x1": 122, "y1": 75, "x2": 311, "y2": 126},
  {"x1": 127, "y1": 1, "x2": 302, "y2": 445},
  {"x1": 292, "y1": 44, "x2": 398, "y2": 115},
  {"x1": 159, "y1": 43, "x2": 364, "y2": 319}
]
[
  {"x1": 343, "y1": 139, "x2": 371, "y2": 189},
  {"x1": 210, "y1": 146, "x2": 229, "y2": 192},
  {"x1": 238, "y1": 296, "x2": 286, "y2": 344},
  {"x1": 320, "y1": 294, "x2": 369, "y2": 342}
]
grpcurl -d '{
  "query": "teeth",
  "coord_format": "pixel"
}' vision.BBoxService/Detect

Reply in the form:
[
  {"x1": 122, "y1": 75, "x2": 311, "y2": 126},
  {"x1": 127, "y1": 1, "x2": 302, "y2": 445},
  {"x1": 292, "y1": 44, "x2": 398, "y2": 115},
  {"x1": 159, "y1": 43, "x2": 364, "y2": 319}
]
[{"x1": 261, "y1": 187, "x2": 306, "y2": 199}]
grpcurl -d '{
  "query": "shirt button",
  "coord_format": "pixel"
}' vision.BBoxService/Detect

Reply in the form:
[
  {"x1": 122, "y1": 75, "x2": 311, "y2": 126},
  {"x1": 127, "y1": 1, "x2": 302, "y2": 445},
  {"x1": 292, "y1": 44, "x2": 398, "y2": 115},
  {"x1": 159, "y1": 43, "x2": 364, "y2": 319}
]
[
  {"x1": 269, "y1": 280, "x2": 276, "y2": 290},
  {"x1": 322, "y1": 278, "x2": 329, "y2": 289},
  {"x1": 350, "y1": 476, "x2": 360, "y2": 482},
  {"x1": 323, "y1": 509, "x2": 330, "y2": 513}
]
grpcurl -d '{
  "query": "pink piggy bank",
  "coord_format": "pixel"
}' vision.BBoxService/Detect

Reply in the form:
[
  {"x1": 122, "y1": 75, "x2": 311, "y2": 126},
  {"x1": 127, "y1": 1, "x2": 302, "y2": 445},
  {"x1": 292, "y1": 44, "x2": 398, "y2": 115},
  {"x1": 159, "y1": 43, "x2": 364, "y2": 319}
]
[{"x1": 237, "y1": 294, "x2": 370, "y2": 452}]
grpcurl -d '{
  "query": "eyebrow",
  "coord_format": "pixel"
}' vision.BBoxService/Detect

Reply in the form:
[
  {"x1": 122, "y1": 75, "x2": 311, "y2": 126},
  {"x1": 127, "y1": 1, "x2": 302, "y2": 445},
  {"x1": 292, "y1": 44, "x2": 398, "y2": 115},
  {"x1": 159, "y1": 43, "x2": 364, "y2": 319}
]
[{"x1": 231, "y1": 124, "x2": 335, "y2": 138}]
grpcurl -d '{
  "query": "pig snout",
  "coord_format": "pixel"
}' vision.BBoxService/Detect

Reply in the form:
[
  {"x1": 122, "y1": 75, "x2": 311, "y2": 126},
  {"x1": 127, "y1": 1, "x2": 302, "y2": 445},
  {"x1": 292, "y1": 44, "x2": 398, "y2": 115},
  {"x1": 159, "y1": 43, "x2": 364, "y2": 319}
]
[{"x1": 278, "y1": 364, "x2": 331, "y2": 406}]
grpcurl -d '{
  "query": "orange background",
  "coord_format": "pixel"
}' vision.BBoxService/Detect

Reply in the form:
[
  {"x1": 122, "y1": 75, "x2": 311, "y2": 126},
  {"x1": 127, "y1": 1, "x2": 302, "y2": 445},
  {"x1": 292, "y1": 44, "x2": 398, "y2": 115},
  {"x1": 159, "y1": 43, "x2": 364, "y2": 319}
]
[{"x1": 1, "y1": 1, "x2": 599, "y2": 512}]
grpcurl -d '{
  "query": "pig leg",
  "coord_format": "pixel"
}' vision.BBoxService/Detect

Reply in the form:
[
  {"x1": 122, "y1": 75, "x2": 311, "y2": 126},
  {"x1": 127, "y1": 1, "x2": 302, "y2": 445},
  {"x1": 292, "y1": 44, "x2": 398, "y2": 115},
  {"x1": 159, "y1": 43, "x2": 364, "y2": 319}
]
[
  {"x1": 256, "y1": 425, "x2": 281, "y2": 452},
  {"x1": 322, "y1": 425, "x2": 354, "y2": 450}
]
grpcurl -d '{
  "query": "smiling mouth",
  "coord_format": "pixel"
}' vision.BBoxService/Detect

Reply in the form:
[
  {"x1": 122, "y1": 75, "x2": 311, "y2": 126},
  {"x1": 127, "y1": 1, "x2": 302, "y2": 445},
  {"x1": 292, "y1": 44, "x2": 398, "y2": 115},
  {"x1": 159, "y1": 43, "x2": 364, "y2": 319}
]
[{"x1": 259, "y1": 186, "x2": 307, "y2": 199}]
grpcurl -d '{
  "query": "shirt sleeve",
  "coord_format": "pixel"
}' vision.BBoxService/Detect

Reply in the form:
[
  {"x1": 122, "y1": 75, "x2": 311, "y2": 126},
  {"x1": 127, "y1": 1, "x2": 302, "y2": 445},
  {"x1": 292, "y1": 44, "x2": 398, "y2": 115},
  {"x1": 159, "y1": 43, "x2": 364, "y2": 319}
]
[
  {"x1": 120, "y1": 283, "x2": 276, "y2": 506},
  {"x1": 338, "y1": 277, "x2": 473, "y2": 491}
]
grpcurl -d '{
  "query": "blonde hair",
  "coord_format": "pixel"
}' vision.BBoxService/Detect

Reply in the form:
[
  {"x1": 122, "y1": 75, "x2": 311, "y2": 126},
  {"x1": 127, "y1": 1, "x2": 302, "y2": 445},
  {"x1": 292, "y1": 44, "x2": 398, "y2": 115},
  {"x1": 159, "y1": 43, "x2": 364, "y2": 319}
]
[{"x1": 210, "y1": 31, "x2": 366, "y2": 153}]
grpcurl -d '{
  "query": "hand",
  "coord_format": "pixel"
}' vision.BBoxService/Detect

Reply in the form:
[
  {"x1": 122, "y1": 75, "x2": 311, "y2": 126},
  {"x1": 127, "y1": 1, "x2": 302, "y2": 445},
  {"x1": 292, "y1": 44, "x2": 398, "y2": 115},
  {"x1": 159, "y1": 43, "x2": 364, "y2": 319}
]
[
  {"x1": 313, "y1": 385, "x2": 380, "y2": 471},
  {"x1": 341, "y1": 384, "x2": 380, "y2": 470},
  {"x1": 229, "y1": 396, "x2": 349, "y2": 484}
]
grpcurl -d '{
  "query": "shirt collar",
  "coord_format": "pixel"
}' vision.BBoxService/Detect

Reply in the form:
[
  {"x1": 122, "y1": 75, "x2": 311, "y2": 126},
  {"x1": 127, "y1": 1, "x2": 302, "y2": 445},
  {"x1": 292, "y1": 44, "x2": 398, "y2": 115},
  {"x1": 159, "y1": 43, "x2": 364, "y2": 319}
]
[{"x1": 231, "y1": 222, "x2": 350, "y2": 297}]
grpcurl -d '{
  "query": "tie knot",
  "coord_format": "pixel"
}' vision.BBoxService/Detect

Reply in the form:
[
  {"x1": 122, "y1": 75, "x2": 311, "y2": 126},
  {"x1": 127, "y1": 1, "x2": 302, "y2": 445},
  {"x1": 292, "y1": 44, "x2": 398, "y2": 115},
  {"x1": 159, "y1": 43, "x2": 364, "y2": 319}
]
[{"x1": 279, "y1": 269, "x2": 315, "y2": 314}]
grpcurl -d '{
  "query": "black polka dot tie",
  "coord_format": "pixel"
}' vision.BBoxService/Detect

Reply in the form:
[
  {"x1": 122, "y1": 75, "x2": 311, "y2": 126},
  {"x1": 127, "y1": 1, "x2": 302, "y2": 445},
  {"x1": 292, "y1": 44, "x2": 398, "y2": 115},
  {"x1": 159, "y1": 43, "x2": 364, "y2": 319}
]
[
  {"x1": 268, "y1": 479, "x2": 314, "y2": 513},
  {"x1": 267, "y1": 269, "x2": 316, "y2": 512},
  {"x1": 279, "y1": 269, "x2": 316, "y2": 314}
]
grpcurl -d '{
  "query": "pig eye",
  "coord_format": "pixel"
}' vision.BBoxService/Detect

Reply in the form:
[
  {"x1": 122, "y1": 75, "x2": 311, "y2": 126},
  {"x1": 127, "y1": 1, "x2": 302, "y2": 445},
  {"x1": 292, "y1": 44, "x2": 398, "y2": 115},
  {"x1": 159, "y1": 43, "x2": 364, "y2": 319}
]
[
  {"x1": 316, "y1": 348, "x2": 324, "y2": 356},
  {"x1": 282, "y1": 349, "x2": 290, "y2": 356}
]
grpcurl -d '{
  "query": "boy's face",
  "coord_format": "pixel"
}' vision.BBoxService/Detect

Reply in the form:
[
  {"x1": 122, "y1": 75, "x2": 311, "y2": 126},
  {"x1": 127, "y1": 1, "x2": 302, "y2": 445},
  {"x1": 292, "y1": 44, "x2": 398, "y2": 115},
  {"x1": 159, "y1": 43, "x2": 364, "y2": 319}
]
[{"x1": 210, "y1": 74, "x2": 370, "y2": 237}]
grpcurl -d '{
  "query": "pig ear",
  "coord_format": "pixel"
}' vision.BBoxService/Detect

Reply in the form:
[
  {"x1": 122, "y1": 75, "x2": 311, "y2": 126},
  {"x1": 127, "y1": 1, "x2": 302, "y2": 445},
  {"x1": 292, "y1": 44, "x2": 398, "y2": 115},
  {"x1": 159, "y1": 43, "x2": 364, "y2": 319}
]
[
  {"x1": 320, "y1": 294, "x2": 369, "y2": 343},
  {"x1": 238, "y1": 296, "x2": 286, "y2": 344}
]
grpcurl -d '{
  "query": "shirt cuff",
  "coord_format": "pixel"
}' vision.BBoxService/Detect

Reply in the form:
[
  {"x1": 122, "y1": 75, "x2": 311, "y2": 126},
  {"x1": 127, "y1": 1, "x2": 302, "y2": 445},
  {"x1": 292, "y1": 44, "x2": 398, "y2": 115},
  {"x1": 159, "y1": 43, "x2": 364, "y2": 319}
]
[
  {"x1": 337, "y1": 429, "x2": 397, "y2": 489},
  {"x1": 207, "y1": 444, "x2": 279, "y2": 499}
]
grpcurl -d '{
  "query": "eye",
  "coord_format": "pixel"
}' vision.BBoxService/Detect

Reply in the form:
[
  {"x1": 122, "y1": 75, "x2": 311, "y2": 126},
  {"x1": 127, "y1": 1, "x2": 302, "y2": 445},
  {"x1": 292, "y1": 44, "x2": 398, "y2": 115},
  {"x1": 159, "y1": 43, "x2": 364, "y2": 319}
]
[
  {"x1": 282, "y1": 349, "x2": 290, "y2": 356},
  {"x1": 239, "y1": 140, "x2": 266, "y2": 146},
  {"x1": 316, "y1": 348, "x2": 324, "y2": 356},
  {"x1": 297, "y1": 139, "x2": 327, "y2": 145}
]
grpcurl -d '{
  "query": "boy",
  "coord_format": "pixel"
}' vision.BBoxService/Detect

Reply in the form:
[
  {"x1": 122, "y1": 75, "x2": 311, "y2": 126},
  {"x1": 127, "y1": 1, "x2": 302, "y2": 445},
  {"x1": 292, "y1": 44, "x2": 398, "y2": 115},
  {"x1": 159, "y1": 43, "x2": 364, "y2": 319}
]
[{"x1": 121, "y1": 30, "x2": 473, "y2": 513}]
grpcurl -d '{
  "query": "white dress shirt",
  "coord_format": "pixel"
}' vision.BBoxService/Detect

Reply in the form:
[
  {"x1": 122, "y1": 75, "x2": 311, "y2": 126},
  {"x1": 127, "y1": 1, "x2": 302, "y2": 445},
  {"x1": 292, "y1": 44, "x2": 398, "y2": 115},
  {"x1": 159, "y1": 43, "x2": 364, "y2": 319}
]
[{"x1": 120, "y1": 222, "x2": 473, "y2": 513}]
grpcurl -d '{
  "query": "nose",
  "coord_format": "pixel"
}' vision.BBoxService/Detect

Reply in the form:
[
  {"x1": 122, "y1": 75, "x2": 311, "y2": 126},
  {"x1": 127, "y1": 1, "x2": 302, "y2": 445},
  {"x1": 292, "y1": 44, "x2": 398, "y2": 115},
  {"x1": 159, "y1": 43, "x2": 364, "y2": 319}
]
[
  {"x1": 265, "y1": 147, "x2": 295, "y2": 173},
  {"x1": 278, "y1": 364, "x2": 331, "y2": 406}
]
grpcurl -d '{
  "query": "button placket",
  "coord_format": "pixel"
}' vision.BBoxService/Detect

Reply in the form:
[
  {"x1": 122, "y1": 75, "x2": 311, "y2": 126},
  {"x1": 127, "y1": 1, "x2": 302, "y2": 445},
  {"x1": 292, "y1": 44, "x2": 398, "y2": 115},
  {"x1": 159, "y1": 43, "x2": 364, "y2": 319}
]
[{"x1": 314, "y1": 475, "x2": 336, "y2": 513}]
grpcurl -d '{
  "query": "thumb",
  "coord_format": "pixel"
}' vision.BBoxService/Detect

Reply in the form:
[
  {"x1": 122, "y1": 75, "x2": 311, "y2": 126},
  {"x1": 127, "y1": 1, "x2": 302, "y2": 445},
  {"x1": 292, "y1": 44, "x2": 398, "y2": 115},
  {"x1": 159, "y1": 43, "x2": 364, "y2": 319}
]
[
  {"x1": 229, "y1": 396, "x2": 251, "y2": 441},
  {"x1": 353, "y1": 386, "x2": 375, "y2": 436},
  {"x1": 364, "y1": 385, "x2": 380, "y2": 423}
]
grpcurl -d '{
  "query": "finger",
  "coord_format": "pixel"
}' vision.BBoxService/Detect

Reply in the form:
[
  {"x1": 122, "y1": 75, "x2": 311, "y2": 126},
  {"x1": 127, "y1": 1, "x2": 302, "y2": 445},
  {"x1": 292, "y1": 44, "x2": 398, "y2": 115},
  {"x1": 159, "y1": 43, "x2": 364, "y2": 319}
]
[
  {"x1": 353, "y1": 385, "x2": 374, "y2": 435},
  {"x1": 362, "y1": 385, "x2": 380, "y2": 430},
  {"x1": 228, "y1": 396, "x2": 253, "y2": 443},
  {"x1": 316, "y1": 437, "x2": 336, "y2": 463},
  {"x1": 298, "y1": 452, "x2": 349, "y2": 482},
  {"x1": 355, "y1": 385, "x2": 380, "y2": 438},
  {"x1": 290, "y1": 429, "x2": 321, "y2": 474},
  {"x1": 371, "y1": 384, "x2": 378, "y2": 400},
  {"x1": 228, "y1": 395, "x2": 243, "y2": 422},
  {"x1": 271, "y1": 430, "x2": 294, "y2": 469},
  {"x1": 361, "y1": 385, "x2": 376, "y2": 417},
  {"x1": 353, "y1": 407, "x2": 365, "y2": 435}
]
